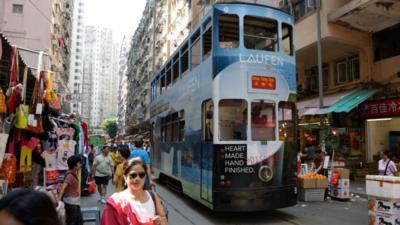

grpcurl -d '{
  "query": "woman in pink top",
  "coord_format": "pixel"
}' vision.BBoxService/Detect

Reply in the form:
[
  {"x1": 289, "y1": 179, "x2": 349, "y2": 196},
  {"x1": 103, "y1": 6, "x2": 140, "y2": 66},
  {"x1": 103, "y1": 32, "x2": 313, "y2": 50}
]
[
  {"x1": 378, "y1": 150, "x2": 398, "y2": 176},
  {"x1": 100, "y1": 158, "x2": 167, "y2": 225}
]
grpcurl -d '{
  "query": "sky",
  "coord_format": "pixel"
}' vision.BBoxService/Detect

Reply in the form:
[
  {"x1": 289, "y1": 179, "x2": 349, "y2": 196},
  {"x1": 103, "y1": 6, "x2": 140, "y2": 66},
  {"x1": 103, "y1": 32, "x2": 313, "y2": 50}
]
[{"x1": 84, "y1": 0, "x2": 147, "y2": 43}]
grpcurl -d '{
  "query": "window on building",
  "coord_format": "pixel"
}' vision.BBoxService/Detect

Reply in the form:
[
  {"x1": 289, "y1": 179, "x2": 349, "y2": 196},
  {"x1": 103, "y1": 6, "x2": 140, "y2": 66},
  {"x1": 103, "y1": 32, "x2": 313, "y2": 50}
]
[
  {"x1": 191, "y1": 30, "x2": 201, "y2": 70},
  {"x1": 251, "y1": 101, "x2": 275, "y2": 141},
  {"x1": 181, "y1": 43, "x2": 189, "y2": 75},
  {"x1": 373, "y1": 24, "x2": 400, "y2": 61},
  {"x1": 336, "y1": 55, "x2": 360, "y2": 84},
  {"x1": 293, "y1": 0, "x2": 316, "y2": 22},
  {"x1": 203, "y1": 19, "x2": 212, "y2": 59},
  {"x1": 219, "y1": 14, "x2": 239, "y2": 48},
  {"x1": 219, "y1": 99, "x2": 247, "y2": 141},
  {"x1": 244, "y1": 16, "x2": 278, "y2": 51},
  {"x1": 12, "y1": 4, "x2": 23, "y2": 14},
  {"x1": 305, "y1": 64, "x2": 329, "y2": 91},
  {"x1": 166, "y1": 63, "x2": 172, "y2": 88},
  {"x1": 160, "y1": 73, "x2": 166, "y2": 94},
  {"x1": 282, "y1": 23, "x2": 293, "y2": 56}
]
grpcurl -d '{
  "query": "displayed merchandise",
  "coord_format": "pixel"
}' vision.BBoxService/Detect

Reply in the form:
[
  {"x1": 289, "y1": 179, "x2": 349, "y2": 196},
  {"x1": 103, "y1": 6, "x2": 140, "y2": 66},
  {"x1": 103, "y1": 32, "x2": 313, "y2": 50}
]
[
  {"x1": 56, "y1": 139, "x2": 76, "y2": 170},
  {"x1": 42, "y1": 149, "x2": 58, "y2": 169},
  {"x1": 298, "y1": 173, "x2": 328, "y2": 202}
]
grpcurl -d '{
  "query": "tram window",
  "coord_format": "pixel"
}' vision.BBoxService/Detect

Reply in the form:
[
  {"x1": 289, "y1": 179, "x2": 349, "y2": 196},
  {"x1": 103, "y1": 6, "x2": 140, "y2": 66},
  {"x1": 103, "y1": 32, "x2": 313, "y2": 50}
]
[
  {"x1": 179, "y1": 120, "x2": 185, "y2": 141},
  {"x1": 218, "y1": 14, "x2": 239, "y2": 48},
  {"x1": 251, "y1": 101, "x2": 275, "y2": 141},
  {"x1": 191, "y1": 30, "x2": 201, "y2": 70},
  {"x1": 282, "y1": 23, "x2": 293, "y2": 56},
  {"x1": 219, "y1": 99, "x2": 247, "y2": 141},
  {"x1": 202, "y1": 100, "x2": 213, "y2": 141},
  {"x1": 278, "y1": 101, "x2": 295, "y2": 141},
  {"x1": 166, "y1": 67, "x2": 172, "y2": 88},
  {"x1": 173, "y1": 61, "x2": 179, "y2": 83},
  {"x1": 181, "y1": 43, "x2": 189, "y2": 75},
  {"x1": 156, "y1": 78, "x2": 160, "y2": 97},
  {"x1": 160, "y1": 75, "x2": 166, "y2": 94},
  {"x1": 244, "y1": 16, "x2": 278, "y2": 51},
  {"x1": 203, "y1": 20, "x2": 212, "y2": 59},
  {"x1": 172, "y1": 113, "x2": 180, "y2": 142},
  {"x1": 161, "y1": 118, "x2": 165, "y2": 142},
  {"x1": 166, "y1": 115, "x2": 173, "y2": 142}
]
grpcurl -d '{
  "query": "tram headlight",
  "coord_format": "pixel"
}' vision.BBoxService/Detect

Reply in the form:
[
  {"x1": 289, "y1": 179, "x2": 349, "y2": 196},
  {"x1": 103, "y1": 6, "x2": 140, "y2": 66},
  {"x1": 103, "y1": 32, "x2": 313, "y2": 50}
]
[{"x1": 258, "y1": 165, "x2": 273, "y2": 182}]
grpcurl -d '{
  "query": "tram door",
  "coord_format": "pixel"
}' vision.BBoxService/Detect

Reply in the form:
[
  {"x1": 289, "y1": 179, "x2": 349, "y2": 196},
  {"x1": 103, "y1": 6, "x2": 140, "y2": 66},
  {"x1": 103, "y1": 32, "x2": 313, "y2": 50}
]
[{"x1": 201, "y1": 100, "x2": 213, "y2": 202}]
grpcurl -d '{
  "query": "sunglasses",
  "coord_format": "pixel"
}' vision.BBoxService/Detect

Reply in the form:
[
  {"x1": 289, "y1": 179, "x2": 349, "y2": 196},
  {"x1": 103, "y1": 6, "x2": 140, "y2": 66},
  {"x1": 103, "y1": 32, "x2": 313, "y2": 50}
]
[{"x1": 128, "y1": 172, "x2": 146, "y2": 179}]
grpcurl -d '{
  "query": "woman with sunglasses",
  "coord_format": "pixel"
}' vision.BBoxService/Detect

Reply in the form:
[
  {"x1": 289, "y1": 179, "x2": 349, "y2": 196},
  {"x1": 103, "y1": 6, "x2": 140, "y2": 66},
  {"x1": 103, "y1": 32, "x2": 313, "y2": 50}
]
[{"x1": 100, "y1": 157, "x2": 167, "y2": 225}]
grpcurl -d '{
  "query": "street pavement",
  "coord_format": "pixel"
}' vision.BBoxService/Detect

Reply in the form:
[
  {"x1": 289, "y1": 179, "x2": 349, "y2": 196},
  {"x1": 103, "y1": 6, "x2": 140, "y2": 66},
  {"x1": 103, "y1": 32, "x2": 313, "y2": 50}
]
[{"x1": 81, "y1": 183, "x2": 368, "y2": 225}]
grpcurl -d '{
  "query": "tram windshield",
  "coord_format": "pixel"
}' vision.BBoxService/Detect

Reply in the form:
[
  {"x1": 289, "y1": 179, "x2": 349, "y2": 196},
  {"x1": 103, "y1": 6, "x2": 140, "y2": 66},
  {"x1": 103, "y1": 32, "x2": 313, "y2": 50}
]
[
  {"x1": 219, "y1": 99, "x2": 247, "y2": 141},
  {"x1": 251, "y1": 101, "x2": 276, "y2": 141}
]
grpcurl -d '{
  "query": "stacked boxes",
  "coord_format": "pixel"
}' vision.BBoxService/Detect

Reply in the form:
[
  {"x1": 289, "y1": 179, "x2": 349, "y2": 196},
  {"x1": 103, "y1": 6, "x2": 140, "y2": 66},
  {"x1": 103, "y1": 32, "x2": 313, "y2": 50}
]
[
  {"x1": 367, "y1": 175, "x2": 400, "y2": 225},
  {"x1": 329, "y1": 168, "x2": 350, "y2": 200},
  {"x1": 298, "y1": 173, "x2": 328, "y2": 202}
]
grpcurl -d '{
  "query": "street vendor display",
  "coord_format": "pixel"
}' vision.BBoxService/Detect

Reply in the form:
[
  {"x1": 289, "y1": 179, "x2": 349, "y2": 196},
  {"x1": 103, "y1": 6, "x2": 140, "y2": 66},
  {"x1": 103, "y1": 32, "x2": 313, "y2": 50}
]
[{"x1": 298, "y1": 172, "x2": 328, "y2": 202}]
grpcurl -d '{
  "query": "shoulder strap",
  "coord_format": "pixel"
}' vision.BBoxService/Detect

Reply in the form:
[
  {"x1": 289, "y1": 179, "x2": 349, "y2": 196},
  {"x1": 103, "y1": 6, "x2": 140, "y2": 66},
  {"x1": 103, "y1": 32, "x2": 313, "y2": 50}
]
[
  {"x1": 384, "y1": 160, "x2": 391, "y2": 175},
  {"x1": 64, "y1": 171, "x2": 78, "y2": 181},
  {"x1": 148, "y1": 190, "x2": 158, "y2": 215}
]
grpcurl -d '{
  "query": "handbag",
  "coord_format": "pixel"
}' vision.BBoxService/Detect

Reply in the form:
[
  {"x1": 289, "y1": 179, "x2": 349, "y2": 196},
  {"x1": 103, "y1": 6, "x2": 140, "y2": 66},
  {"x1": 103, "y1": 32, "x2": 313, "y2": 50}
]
[
  {"x1": 0, "y1": 90, "x2": 6, "y2": 113},
  {"x1": 88, "y1": 178, "x2": 96, "y2": 194},
  {"x1": 44, "y1": 72, "x2": 62, "y2": 111},
  {"x1": 15, "y1": 104, "x2": 28, "y2": 129},
  {"x1": 24, "y1": 73, "x2": 44, "y2": 134}
]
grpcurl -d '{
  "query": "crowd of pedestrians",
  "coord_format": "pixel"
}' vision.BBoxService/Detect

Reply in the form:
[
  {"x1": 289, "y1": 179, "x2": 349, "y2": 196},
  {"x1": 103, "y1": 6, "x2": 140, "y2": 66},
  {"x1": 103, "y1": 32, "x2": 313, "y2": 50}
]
[{"x1": 0, "y1": 135, "x2": 166, "y2": 225}]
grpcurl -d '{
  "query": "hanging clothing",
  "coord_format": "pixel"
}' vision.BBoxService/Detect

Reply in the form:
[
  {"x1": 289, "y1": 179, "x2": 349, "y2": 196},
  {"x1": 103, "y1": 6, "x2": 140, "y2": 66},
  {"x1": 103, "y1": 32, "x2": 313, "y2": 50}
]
[
  {"x1": 42, "y1": 149, "x2": 57, "y2": 169},
  {"x1": 70, "y1": 123, "x2": 81, "y2": 155},
  {"x1": 57, "y1": 139, "x2": 76, "y2": 170},
  {"x1": 55, "y1": 127, "x2": 75, "y2": 139}
]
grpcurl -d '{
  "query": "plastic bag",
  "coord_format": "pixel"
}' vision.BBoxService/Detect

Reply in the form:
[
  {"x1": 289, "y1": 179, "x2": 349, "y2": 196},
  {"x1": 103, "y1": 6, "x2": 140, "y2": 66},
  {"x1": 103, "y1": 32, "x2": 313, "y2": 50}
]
[{"x1": 88, "y1": 179, "x2": 96, "y2": 194}]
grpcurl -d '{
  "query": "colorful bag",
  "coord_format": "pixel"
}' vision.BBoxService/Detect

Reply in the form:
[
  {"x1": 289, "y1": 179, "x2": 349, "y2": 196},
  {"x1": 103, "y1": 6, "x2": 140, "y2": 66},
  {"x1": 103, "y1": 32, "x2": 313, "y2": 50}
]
[
  {"x1": 25, "y1": 73, "x2": 44, "y2": 134},
  {"x1": 44, "y1": 72, "x2": 62, "y2": 111},
  {"x1": 15, "y1": 104, "x2": 28, "y2": 129},
  {"x1": 0, "y1": 90, "x2": 6, "y2": 114},
  {"x1": 0, "y1": 153, "x2": 17, "y2": 185},
  {"x1": 88, "y1": 178, "x2": 96, "y2": 194}
]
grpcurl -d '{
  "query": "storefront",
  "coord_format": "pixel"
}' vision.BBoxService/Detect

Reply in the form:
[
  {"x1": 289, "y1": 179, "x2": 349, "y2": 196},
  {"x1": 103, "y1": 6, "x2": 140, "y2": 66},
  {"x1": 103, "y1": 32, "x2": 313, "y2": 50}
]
[{"x1": 361, "y1": 98, "x2": 400, "y2": 162}]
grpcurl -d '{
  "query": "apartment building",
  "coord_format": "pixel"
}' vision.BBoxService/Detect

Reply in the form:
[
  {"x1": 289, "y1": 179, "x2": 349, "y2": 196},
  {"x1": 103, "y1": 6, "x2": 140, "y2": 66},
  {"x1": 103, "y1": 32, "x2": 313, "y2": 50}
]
[
  {"x1": 117, "y1": 36, "x2": 131, "y2": 135},
  {"x1": 292, "y1": 0, "x2": 400, "y2": 176},
  {"x1": 68, "y1": 0, "x2": 85, "y2": 114},
  {"x1": 82, "y1": 26, "x2": 118, "y2": 127},
  {"x1": 49, "y1": 0, "x2": 74, "y2": 95}
]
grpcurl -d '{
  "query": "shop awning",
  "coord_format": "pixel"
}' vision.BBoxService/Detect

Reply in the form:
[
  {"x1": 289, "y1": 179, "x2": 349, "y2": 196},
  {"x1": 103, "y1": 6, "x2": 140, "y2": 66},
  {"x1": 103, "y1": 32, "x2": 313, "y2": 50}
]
[
  {"x1": 321, "y1": 88, "x2": 379, "y2": 113},
  {"x1": 297, "y1": 90, "x2": 354, "y2": 117}
]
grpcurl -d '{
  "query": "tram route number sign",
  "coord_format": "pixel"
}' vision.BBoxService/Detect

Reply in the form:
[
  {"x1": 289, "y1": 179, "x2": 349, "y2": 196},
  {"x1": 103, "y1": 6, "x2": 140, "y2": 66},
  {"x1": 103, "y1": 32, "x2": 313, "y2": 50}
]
[{"x1": 216, "y1": 145, "x2": 255, "y2": 174}]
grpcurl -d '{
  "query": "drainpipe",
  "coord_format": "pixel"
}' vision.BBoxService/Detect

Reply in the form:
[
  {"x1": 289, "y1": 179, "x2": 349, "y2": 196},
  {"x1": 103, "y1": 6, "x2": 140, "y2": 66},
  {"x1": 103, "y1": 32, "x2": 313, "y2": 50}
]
[{"x1": 316, "y1": 0, "x2": 325, "y2": 149}]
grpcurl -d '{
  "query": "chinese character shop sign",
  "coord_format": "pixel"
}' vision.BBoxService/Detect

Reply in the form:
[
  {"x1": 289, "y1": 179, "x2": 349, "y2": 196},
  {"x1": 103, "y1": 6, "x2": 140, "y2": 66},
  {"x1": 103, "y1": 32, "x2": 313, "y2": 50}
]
[{"x1": 359, "y1": 99, "x2": 400, "y2": 118}]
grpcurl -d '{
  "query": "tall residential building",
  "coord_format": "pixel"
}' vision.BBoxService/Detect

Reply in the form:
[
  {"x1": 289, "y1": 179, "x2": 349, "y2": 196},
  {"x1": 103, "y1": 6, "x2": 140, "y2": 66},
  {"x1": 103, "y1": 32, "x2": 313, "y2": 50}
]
[
  {"x1": 49, "y1": 0, "x2": 74, "y2": 96},
  {"x1": 0, "y1": 0, "x2": 52, "y2": 69},
  {"x1": 117, "y1": 36, "x2": 131, "y2": 135},
  {"x1": 68, "y1": 0, "x2": 85, "y2": 114},
  {"x1": 125, "y1": 0, "x2": 191, "y2": 130},
  {"x1": 82, "y1": 26, "x2": 118, "y2": 127}
]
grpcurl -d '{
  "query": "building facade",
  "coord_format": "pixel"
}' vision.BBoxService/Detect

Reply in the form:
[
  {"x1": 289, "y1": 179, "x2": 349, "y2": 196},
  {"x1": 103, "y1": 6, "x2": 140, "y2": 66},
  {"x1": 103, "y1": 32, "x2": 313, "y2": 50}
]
[
  {"x1": 49, "y1": 0, "x2": 74, "y2": 95},
  {"x1": 68, "y1": 0, "x2": 85, "y2": 114},
  {"x1": 0, "y1": 0, "x2": 52, "y2": 69},
  {"x1": 82, "y1": 26, "x2": 118, "y2": 127},
  {"x1": 292, "y1": 0, "x2": 400, "y2": 178},
  {"x1": 117, "y1": 36, "x2": 131, "y2": 135}
]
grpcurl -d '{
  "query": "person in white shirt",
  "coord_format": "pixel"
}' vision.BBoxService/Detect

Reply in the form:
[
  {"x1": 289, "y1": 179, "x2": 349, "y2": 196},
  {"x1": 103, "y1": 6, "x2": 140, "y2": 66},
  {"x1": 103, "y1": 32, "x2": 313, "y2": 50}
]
[{"x1": 92, "y1": 146, "x2": 113, "y2": 204}]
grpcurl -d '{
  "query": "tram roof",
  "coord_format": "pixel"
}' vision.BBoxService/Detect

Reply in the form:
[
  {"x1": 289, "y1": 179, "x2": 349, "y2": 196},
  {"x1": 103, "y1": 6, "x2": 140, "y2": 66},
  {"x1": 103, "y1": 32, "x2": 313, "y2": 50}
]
[{"x1": 151, "y1": 2, "x2": 292, "y2": 82}]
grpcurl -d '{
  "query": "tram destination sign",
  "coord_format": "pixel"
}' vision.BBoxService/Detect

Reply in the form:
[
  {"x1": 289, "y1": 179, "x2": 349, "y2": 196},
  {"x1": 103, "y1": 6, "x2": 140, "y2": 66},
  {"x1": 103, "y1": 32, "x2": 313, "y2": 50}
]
[{"x1": 215, "y1": 145, "x2": 255, "y2": 174}]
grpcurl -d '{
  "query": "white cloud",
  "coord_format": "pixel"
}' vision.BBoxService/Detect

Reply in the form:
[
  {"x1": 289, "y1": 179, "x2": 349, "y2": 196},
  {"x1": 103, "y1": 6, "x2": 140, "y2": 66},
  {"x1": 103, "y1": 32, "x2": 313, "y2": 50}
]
[{"x1": 85, "y1": 0, "x2": 147, "y2": 42}]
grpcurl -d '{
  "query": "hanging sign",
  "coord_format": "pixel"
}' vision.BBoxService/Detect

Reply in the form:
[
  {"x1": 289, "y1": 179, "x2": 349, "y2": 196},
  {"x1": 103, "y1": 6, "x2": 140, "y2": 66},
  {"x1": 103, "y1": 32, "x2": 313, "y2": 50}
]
[{"x1": 359, "y1": 98, "x2": 400, "y2": 118}]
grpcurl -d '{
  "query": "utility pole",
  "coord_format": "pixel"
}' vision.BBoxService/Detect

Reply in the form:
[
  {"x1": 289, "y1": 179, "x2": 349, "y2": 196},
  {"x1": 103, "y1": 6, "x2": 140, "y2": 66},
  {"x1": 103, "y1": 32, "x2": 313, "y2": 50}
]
[{"x1": 316, "y1": 0, "x2": 325, "y2": 149}]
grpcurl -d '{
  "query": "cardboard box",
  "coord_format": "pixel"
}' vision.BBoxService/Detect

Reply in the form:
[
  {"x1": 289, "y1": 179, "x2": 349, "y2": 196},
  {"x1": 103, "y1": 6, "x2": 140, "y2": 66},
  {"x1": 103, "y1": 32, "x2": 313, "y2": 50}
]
[
  {"x1": 338, "y1": 179, "x2": 350, "y2": 188},
  {"x1": 299, "y1": 177, "x2": 316, "y2": 189},
  {"x1": 368, "y1": 197, "x2": 400, "y2": 215},
  {"x1": 330, "y1": 186, "x2": 350, "y2": 199},
  {"x1": 335, "y1": 168, "x2": 350, "y2": 179},
  {"x1": 368, "y1": 211, "x2": 400, "y2": 225},
  {"x1": 316, "y1": 178, "x2": 329, "y2": 188}
]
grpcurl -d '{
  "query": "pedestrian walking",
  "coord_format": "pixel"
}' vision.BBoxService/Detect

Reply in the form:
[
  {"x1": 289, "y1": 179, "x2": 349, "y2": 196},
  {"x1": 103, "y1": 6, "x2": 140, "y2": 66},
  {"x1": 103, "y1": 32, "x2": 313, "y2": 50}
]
[
  {"x1": 0, "y1": 188, "x2": 61, "y2": 225},
  {"x1": 100, "y1": 158, "x2": 167, "y2": 225},
  {"x1": 58, "y1": 155, "x2": 83, "y2": 225},
  {"x1": 114, "y1": 146, "x2": 130, "y2": 192},
  {"x1": 379, "y1": 150, "x2": 397, "y2": 176},
  {"x1": 130, "y1": 136, "x2": 154, "y2": 188},
  {"x1": 92, "y1": 145, "x2": 113, "y2": 204},
  {"x1": 31, "y1": 142, "x2": 45, "y2": 187}
]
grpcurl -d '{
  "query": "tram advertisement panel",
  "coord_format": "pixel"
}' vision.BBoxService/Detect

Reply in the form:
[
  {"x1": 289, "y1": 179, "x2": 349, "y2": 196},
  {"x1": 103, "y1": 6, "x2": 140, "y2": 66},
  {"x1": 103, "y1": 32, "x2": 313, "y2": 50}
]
[{"x1": 215, "y1": 144, "x2": 255, "y2": 174}]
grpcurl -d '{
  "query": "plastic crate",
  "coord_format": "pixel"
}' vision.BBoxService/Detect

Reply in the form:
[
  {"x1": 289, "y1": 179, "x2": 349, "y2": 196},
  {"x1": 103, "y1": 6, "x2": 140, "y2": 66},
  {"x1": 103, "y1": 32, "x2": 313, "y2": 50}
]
[{"x1": 298, "y1": 188, "x2": 325, "y2": 202}]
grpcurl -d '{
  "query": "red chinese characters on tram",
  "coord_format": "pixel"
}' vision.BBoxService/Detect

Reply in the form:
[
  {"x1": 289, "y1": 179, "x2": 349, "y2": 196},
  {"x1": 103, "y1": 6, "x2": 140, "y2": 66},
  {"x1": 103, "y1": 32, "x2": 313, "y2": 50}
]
[{"x1": 251, "y1": 75, "x2": 276, "y2": 90}]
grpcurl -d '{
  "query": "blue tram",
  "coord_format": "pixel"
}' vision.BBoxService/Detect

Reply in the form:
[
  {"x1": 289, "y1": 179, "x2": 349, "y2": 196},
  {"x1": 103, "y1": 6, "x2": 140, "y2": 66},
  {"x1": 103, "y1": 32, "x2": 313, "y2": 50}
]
[{"x1": 149, "y1": 3, "x2": 297, "y2": 211}]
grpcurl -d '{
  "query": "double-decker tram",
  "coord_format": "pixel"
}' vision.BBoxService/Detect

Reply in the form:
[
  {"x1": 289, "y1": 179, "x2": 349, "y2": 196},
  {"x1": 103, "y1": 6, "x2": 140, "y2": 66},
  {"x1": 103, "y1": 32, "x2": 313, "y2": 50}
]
[{"x1": 149, "y1": 2, "x2": 297, "y2": 211}]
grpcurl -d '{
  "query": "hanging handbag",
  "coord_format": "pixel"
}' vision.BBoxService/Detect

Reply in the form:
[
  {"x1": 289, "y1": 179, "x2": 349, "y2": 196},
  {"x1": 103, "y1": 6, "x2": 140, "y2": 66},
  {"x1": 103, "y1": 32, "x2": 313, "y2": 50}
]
[
  {"x1": 44, "y1": 72, "x2": 62, "y2": 111},
  {"x1": 0, "y1": 90, "x2": 6, "y2": 114},
  {"x1": 24, "y1": 72, "x2": 44, "y2": 134},
  {"x1": 15, "y1": 104, "x2": 28, "y2": 129}
]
